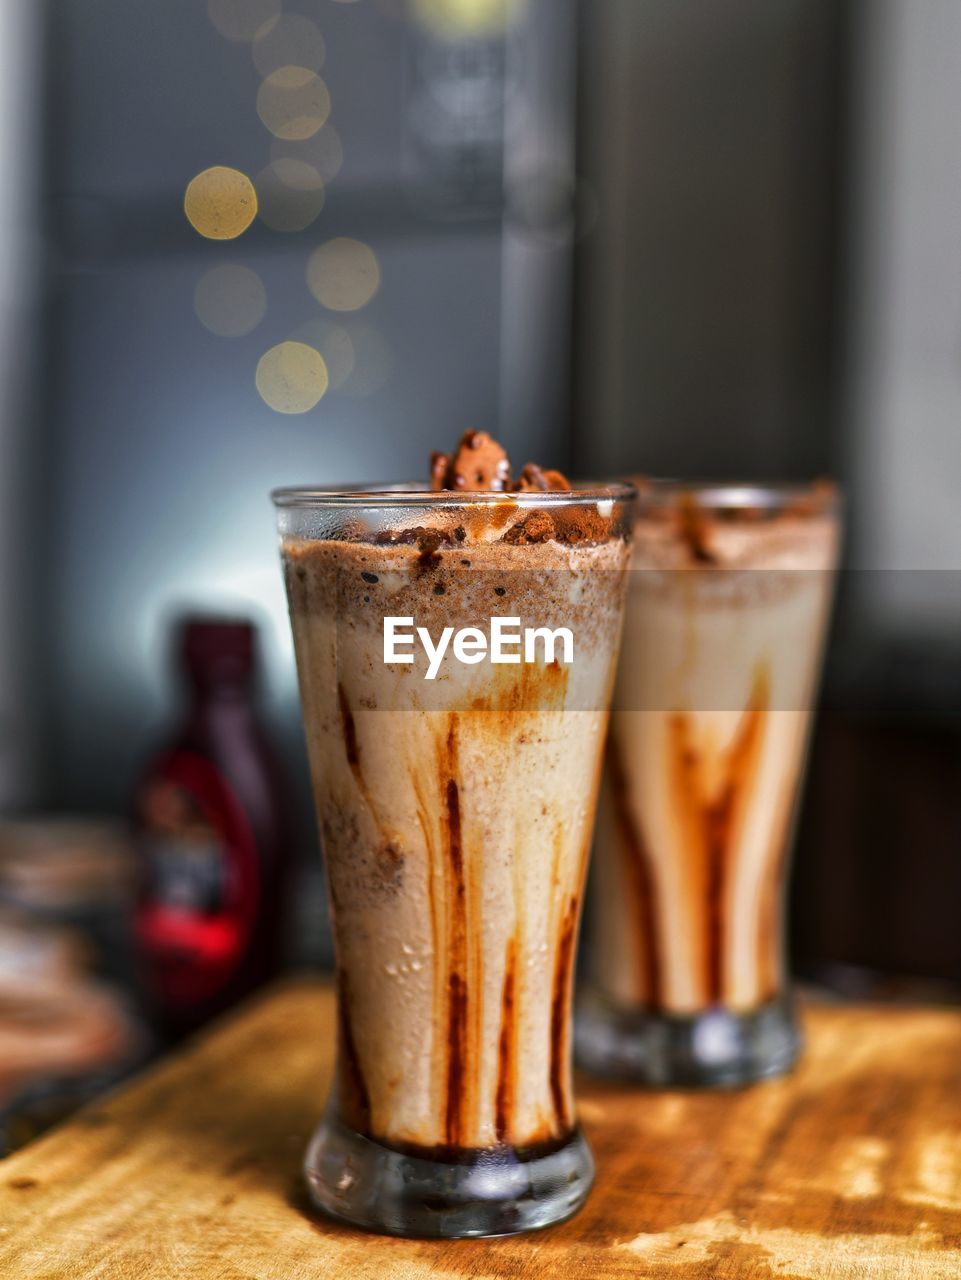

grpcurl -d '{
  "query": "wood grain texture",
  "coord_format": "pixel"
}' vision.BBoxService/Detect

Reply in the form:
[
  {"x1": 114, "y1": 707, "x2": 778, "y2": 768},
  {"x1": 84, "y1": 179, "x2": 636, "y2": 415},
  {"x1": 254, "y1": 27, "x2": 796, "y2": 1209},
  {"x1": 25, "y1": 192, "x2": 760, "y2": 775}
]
[{"x1": 2, "y1": 979, "x2": 961, "y2": 1278}]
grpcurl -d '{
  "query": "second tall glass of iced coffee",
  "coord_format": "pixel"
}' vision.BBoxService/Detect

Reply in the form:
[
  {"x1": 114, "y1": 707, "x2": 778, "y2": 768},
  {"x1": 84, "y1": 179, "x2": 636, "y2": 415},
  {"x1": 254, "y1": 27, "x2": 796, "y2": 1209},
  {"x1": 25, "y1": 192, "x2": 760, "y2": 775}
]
[
  {"x1": 578, "y1": 482, "x2": 840, "y2": 1087},
  {"x1": 275, "y1": 443, "x2": 634, "y2": 1237}
]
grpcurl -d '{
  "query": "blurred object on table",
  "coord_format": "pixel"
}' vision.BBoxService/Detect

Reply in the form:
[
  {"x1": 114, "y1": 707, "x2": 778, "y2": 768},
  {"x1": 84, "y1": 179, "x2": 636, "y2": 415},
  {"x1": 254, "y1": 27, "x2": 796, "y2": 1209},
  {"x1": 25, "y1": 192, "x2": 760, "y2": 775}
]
[
  {"x1": 0, "y1": 817, "x2": 135, "y2": 985},
  {"x1": 133, "y1": 616, "x2": 292, "y2": 1043},
  {"x1": 0, "y1": 974, "x2": 139, "y2": 1155},
  {"x1": 0, "y1": 819, "x2": 142, "y2": 1154}
]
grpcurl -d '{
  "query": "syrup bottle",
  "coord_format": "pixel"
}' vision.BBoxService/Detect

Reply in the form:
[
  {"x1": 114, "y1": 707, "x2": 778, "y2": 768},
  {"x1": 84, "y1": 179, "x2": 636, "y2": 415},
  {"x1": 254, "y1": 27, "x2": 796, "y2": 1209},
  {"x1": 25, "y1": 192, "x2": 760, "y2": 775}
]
[{"x1": 133, "y1": 618, "x2": 290, "y2": 1040}]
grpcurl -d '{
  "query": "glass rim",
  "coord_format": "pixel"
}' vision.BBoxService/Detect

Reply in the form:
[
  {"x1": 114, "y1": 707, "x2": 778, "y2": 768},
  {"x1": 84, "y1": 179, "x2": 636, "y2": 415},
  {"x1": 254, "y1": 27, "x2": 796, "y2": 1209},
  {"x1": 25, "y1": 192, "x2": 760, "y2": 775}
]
[
  {"x1": 635, "y1": 477, "x2": 841, "y2": 516},
  {"x1": 271, "y1": 479, "x2": 637, "y2": 509}
]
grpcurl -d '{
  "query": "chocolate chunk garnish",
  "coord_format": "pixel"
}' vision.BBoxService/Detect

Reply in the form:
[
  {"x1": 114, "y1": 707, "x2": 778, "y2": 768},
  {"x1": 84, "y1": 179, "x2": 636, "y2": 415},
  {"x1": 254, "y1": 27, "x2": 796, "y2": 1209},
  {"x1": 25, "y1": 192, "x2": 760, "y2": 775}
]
[
  {"x1": 502, "y1": 510, "x2": 556, "y2": 544},
  {"x1": 430, "y1": 451, "x2": 450, "y2": 491},
  {"x1": 552, "y1": 507, "x2": 612, "y2": 544},
  {"x1": 430, "y1": 430, "x2": 511, "y2": 492},
  {"x1": 418, "y1": 430, "x2": 618, "y2": 545},
  {"x1": 513, "y1": 463, "x2": 571, "y2": 493},
  {"x1": 416, "y1": 532, "x2": 445, "y2": 568},
  {"x1": 375, "y1": 525, "x2": 454, "y2": 568},
  {"x1": 502, "y1": 506, "x2": 615, "y2": 546}
]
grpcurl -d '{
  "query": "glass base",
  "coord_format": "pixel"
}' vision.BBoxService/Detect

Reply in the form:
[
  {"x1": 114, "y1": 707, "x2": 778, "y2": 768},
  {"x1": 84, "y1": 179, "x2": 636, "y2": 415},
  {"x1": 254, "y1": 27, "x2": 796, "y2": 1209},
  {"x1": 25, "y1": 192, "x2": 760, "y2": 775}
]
[
  {"x1": 303, "y1": 1112, "x2": 595, "y2": 1238},
  {"x1": 574, "y1": 990, "x2": 801, "y2": 1087}
]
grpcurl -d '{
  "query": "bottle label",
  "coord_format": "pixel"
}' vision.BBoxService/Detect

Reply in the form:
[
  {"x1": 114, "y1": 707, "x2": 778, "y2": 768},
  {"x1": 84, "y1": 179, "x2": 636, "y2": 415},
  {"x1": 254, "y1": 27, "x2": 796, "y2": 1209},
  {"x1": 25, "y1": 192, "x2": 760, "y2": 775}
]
[{"x1": 136, "y1": 752, "x2": 259, "y2": 1010}]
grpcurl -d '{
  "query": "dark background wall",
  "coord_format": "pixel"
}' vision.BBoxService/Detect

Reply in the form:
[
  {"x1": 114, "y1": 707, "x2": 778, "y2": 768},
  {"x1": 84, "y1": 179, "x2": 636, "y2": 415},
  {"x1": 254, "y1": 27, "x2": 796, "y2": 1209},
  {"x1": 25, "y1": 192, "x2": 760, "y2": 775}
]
[{"x1": 573, "y1": 0, "x2": 845, "y2": 483}]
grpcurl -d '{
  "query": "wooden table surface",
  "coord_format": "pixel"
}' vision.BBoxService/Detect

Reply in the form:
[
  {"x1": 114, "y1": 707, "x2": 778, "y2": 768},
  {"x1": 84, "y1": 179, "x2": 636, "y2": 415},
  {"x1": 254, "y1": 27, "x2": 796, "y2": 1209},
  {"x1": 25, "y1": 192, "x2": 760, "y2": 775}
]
[{"x1": 2, "y1": 979, "x2": 961, "y2": 1278}]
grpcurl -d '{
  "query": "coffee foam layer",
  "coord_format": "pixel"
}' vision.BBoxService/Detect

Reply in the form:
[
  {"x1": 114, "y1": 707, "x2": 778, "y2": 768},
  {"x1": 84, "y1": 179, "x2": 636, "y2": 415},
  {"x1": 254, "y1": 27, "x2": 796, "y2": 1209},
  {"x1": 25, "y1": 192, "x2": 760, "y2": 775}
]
[
  {"x1": 285, "y1": 533, "x2": 626, "y2": 623},
  {"x1": 633, "y1": 503, "x2": 839, "y2": 573}
]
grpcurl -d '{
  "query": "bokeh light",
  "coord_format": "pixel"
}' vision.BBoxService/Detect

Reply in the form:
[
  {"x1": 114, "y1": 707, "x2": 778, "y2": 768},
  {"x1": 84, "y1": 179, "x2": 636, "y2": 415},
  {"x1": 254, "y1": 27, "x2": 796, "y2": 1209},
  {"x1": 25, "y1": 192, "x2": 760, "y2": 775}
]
[
  {"x1": 252, "y1": 14, "x2": 326, "y2": 76},
  {"x1": 256, "y1": 67, "x2": 331, "y2": 141},
  {"x1": 255, "y1": 159, "x2": 325, "y2": 233},
  {"x1": 184, "y1": 166, "x2": 258, "y2": 240},
  {"x1": 413, "y1": 0, "x2": 522, "y2": 36},
  {"x1": 270, "y1": 125, "x2": 343, "y2": 183},
  {"x1": 208, "y1": 0, "x2": 281, "y2": 43},
  {"x1": 194, "y1": 265, "x2": 267, "y2": 336},
  {"x1": 336, "y1": 323, "x2": 393, "y2": 397},
  {"x1": 289, "y1": 318, "x2": 355, "y2": 389},
  {"x1": 255, "y1": 342, "x2": 329, "y2": 414},
  {"x1": 307, "y1": 238, "x2": 381, "y2": 312}
]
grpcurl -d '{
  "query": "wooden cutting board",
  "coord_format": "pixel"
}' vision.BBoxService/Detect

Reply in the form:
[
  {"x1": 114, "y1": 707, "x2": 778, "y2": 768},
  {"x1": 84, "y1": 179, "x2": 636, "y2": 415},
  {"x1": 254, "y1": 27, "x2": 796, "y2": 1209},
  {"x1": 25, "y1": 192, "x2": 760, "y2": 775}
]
[{"x1": 1, "y1": 978, "x2": 960, "y2": 1278}]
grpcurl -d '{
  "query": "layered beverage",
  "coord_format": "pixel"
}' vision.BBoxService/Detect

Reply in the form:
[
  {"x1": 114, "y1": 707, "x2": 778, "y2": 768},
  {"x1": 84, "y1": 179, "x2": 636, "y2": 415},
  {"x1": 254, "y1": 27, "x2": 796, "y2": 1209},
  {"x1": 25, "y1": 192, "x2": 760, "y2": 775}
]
[
  {"x1": 274, "y1": 433, "x2": 634, "y2": 1236},
  {"x1": 577, "y1": 483, "x2": 840, "y2": 1085}
]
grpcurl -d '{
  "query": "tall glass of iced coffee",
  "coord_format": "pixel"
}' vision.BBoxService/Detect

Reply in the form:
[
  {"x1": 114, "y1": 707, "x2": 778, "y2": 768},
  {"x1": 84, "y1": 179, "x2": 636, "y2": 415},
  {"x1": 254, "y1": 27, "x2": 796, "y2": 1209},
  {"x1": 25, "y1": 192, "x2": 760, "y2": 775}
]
[
  {"x1": 274, "y1": 434, "x2": 634, "y2": 1236},
  {"x1": 577, "y1": 481, "x2": 840, "y2": 1086}
]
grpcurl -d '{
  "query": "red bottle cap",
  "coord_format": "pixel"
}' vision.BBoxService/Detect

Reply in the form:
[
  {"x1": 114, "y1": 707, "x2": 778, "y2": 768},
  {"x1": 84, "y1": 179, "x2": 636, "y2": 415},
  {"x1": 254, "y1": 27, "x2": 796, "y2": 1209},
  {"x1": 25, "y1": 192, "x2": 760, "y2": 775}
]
[{"x1": 179, "y1": 618, "x2": 256, "y2": 688}]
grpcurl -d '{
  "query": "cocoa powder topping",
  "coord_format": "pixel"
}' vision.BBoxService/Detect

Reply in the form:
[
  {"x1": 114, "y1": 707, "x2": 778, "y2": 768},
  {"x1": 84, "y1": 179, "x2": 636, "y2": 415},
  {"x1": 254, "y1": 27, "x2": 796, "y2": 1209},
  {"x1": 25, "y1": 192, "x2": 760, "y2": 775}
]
[
  {"x1": 375, "y1": 525, "x2": 462, "y2": 568},
  {"x1": 502, "y1": 510, "x2": 556, "y2": 544}
]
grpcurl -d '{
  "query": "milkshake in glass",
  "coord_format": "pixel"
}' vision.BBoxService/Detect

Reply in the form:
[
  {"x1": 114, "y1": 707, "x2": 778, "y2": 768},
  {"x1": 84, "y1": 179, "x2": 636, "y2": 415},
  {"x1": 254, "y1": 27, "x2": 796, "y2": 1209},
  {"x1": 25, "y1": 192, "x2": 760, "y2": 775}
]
[
  {"x1": 577, "y1": 482, "x2": 840, "y2": 1086},
  {"x1": 274, "y1": 433, "x2": 634, "y2": 1235}
]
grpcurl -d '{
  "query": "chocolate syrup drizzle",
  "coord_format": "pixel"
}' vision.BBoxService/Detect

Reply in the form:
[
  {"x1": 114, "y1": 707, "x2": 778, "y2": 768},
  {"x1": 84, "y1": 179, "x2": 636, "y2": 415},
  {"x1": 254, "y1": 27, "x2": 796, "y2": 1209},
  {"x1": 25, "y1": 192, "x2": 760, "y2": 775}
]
[
  {"x1": 549, "y1": 897, "x2": 579, "y2": 1133},
  {"x1": 611, "y1": 664, "x2": 771, "y2": 1010},
  {"x1": 335, "y1": 968, "x2": 371, "y2": 1132},
  {"x1": 440, "y1": 717, "x2": 470, "y2": 1149},
  {"x1": 332, "y1": 674, "x2": 583, "y2": 1157},
  {"x1": 606, "y1": 738, "x2": 662, "y2": 1006},
  {"x1": 494, "y1": 937, "x2": 517, "y2": 1142}
]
